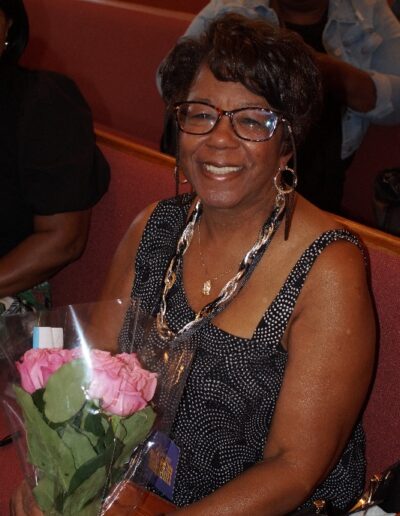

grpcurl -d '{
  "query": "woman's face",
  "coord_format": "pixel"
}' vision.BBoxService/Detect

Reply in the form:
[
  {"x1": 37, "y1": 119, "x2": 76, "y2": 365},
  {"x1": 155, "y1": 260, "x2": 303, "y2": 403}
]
[
  {"x1": 179, "y1": 65, "x2": 290, "y2": 212},
  {"x1": 0, "y1": 9, "x2": 12, "y2": 58}
]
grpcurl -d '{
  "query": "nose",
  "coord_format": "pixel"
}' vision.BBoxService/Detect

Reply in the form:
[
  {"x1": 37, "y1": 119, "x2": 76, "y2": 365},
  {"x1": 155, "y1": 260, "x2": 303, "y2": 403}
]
[{"x1": 206, "y1": 113, "x2": 239, "y2": 148}]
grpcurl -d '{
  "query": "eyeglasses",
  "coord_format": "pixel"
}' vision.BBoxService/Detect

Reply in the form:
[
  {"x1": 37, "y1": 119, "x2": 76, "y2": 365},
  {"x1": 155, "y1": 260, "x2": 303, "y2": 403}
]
[{"x1": 174, "y1": 101, "x2": 285, "y2": 142}]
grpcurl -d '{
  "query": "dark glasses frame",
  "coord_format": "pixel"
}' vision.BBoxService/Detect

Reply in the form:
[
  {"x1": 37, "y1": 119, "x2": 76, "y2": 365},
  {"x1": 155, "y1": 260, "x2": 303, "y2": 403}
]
[{"x1": 174, "y1": 101, "x2": 287, "y2": 142}]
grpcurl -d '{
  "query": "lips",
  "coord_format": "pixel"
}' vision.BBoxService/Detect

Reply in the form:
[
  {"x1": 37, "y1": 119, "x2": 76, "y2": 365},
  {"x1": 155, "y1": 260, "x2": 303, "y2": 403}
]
[{"x1": 203, "y1": 163, "x2": 242, "y2": 175}]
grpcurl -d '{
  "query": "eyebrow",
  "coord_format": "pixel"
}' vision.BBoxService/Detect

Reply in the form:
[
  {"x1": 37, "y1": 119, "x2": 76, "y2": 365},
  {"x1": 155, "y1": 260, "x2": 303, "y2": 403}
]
[{"x1": 186, "y1": 99, "x2": 271, "y2": 110}]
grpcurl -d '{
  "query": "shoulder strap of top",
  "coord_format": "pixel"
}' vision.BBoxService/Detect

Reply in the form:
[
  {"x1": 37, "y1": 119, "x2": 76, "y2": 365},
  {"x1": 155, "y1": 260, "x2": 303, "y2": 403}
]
[
  {"x1": 133, "y1": 194, "x2": 194, "y2": 307},
  {"x1": 258, "y1": 229, "x2": 365, "y2": 342},
  {"x1": 135, "y1": 194, "x2": 193, "y2": 259}
]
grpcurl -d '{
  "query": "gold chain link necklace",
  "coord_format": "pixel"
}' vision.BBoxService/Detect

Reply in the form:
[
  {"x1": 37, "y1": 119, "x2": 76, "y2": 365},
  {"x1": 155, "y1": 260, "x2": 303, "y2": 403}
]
[{"x1": 156, "y1": 198, "x2": 285, "y2": 342}]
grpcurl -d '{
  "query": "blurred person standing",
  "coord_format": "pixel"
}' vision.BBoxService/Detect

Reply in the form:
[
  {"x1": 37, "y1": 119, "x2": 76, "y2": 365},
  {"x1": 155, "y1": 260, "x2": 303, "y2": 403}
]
[{"x1": 392, "y1": 0, "x2": 400, "y2": 18}]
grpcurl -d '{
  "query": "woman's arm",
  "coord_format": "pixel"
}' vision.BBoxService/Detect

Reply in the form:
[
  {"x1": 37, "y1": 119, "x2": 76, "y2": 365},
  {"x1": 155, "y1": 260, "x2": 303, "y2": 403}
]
[
  {"x1": 169, "y1": 241, "x2": 375, "y2": 515},
  {"x1": 0, "y1": 210, "x2": 90, "y2": 298}
]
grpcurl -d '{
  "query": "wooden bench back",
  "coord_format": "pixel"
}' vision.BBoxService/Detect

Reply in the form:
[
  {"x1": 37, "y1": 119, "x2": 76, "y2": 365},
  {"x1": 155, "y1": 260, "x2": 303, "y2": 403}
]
[
  {"x1": 22, "y1": 0, "x2": 193, "y2": 147},
  {"x1": 50, "y1": 131, "x2": 177, "y2": 307}
]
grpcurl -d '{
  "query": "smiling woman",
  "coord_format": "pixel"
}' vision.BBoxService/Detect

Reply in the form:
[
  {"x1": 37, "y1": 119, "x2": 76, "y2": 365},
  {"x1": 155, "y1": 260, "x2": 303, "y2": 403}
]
[
  {"x1": 9, "y1": 13, "x2": 375, "y2": 516},
  {"x1": 84, "y1": 14, "x2": 377, "y2": 515},
  {"x1": 175, "y1": 67, "x2": 290, "y2": 214}
]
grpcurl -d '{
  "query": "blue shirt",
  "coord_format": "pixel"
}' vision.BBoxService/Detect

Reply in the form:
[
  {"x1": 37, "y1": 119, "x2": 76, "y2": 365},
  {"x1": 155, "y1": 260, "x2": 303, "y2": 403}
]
[{"x1": 177, "y1": 0, "x2": 400, "y2": 159}]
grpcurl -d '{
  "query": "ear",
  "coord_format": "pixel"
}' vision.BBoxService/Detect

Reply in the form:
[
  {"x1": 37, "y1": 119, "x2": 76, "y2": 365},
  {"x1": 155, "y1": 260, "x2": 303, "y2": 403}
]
[{"x1": 278, "y1": 151, "x2": 292, "y2": 170}]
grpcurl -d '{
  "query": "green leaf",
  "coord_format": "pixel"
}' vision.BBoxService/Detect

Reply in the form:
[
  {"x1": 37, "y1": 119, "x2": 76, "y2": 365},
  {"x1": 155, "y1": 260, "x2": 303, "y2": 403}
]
[
  {"x1": 62, "y1": 424, "x2": 97, "y2": 469},
  {"x1": 13, "y1": 385, "x2": 76, "y2": 492},
  {"x1": 82, "y1": 405, "x2": 106, "y2": 447},
  {"x1": 111, "y1": 415, "x2": 127, "y2": 442},
  {"x1": 44, "y1": 359, "x2": 88, "y2": 423},
  {"x1": 62, "y1": 467, "x2": 105, "y2": 515},
  {"x1": 31, "y1": 388, "x2": 45, "y2": 414},
  {"x1": 76, "y1": 497, "x2": 103, "y2": 516},
  {"x1": 114, "y1": 406, "x2": 156, "y2": 469},
  {"x1": 95, "y1": 420, "x2": 116, "y2": 454},
  {"x1": 33, "y1": 476, "x2": 60, "y2": 514},
  {"x1": 67, "y1": 438, "x2": 123, "y2": 496}
]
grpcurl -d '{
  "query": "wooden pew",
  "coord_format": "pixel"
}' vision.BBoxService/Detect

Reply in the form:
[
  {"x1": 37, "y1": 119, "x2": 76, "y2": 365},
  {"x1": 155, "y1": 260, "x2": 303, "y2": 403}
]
[
  {"x1": 22, "y1": 0, "x2": 193, "y2": 148},
  {"x1": 49, "y1": 129, "x2": 178, "y2": 307},
  {"x1": 333, "y1": 215, "x2": 400, "y2": 478},
  {"x1": 118, "y1": 0, "x2": 208, "y2": 13}
]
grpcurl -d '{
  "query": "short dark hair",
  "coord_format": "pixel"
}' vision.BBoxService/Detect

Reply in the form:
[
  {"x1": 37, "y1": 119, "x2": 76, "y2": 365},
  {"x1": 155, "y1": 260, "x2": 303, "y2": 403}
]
[
  {"x1": 160, "y1": 13, "x2": 322, "y2": 150},
  {"x1": 0, "y1": 0, "x2": 29, "y2": 64}
]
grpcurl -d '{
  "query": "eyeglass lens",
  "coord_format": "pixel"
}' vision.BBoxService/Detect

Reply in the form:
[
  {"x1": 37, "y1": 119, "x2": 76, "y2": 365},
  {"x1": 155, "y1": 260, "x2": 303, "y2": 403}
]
[{"x1": 175, "y1": 102, "x2": 279, "y2": 141}]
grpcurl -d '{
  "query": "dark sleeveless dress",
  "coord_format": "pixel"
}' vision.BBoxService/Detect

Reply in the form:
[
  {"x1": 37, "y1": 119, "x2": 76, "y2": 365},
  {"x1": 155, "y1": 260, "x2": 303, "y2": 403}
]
[{"x1": 125, "y1": 194, "x2": 366, "y2": 511}]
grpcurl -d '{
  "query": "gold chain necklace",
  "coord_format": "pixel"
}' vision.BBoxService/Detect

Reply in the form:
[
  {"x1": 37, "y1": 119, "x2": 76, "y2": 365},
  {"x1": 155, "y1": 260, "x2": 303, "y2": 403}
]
[
  {"x1": 156, "y1": 198, "x2": 285, "y2": 342},
  {"x1": 197, "y1": 221, "x2": 237, "y2": 296}
]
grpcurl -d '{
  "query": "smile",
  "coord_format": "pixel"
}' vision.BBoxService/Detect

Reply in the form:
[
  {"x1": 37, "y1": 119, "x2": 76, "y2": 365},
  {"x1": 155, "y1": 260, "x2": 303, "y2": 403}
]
[{"x1": 204, "y1": 164, "x2": 242, "y2": 175}]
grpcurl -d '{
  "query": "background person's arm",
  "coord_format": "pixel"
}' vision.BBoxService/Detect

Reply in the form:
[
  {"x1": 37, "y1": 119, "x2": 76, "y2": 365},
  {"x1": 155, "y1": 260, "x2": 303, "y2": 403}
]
[
  {"x1": 1, "y1": 70, "x2": 110, "y2": 298},
  {"x1": 0, "y1": 210, "x2": 90, "y2": 298},
  {"x1": 312, "y1": 53, "x2": 377, "y2": 113},
  {"x1": 318, "y1": 1, "x2": 400, "y2": 123}
]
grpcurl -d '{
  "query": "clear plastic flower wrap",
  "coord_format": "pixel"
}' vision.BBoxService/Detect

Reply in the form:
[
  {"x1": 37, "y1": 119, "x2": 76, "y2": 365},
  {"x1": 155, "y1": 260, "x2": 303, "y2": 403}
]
[{"x1": 0, "y1": 299, "x2": 194, "y2": 515}]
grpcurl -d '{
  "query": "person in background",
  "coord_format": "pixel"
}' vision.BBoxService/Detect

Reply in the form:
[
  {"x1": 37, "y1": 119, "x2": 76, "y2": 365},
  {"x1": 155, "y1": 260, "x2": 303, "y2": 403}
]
[
  {"x1": 159, "y1": 0, "x2": 400, "y2": 215},
  {"x1": 392, "y1": 0, "x2": 400, "y2": 18},
  {"x1": 0, "y1": 0, "x2": 110, "y2": 314}
]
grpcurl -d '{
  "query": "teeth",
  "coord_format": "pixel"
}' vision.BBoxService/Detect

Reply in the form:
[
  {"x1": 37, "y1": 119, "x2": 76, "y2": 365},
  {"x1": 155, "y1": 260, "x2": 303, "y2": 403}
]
[{"x1": 204, "y1": 164, "x2": 241, "y2": 175}]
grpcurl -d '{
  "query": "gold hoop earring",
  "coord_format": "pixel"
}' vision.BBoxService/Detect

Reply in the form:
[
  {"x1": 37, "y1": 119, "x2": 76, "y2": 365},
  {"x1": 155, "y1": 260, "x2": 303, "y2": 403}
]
[{"x1": 274, "y1": 166, "x2": 298, "y2": 241}]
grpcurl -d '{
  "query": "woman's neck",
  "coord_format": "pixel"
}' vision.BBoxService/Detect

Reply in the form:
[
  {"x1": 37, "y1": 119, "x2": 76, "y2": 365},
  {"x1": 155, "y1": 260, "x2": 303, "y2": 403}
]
[
  {"x1": 272, "y1": 0, "x2": 329, "y2": 26},
  {"x1": 199, "y1": 195, "x2": 278, "y2": 245}
]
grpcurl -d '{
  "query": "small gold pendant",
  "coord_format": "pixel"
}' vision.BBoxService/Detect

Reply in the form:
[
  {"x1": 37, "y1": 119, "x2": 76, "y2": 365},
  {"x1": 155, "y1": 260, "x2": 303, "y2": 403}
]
[{"x1": 202, "y1": 280, "x2": 212, "y2": 296}]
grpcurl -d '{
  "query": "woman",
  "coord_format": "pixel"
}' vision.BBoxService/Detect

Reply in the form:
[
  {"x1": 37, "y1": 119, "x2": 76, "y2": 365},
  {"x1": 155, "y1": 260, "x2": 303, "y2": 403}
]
[
  {"x1": 0, "y1": 0, "x2": 109, "y2": 313},
  {"x1": 115, "y1": 14, "x2": 374, "y2": 514},
  {"x1": 13, "y1": 13, "x2": 375, "y2": 516}
]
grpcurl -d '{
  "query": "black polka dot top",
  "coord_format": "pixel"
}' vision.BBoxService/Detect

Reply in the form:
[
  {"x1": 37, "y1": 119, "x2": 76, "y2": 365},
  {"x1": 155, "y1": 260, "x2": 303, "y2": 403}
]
[{"x1": 124, "y1": 194, "x2": 366, "y2": 511}]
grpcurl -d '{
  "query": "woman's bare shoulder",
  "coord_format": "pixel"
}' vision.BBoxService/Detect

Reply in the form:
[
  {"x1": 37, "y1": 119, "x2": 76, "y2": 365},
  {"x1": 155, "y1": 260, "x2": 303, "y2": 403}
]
[
  {"x1": 289, "y1": 196, "x2": 369, "y2": 310},
  {"x1": 292, "y1": 196, "x2": 347, "y2": 239},
  {"x1": 120, "y1": 202, "x2": 159, "y2": 250}
]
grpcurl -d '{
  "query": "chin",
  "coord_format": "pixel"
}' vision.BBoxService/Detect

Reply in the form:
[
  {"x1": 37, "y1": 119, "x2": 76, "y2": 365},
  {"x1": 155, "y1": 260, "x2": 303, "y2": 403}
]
[{"x1": 197, "y1": 191, "x2": 246, "y2": 211}]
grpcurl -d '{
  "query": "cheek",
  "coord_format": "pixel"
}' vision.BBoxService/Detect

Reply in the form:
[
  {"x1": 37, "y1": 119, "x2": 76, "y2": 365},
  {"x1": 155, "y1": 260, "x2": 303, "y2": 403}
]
[
  {"x1": 178, "y1": 135, "x2": 202, "y2": 174},
  {"x1": 250, "y1": 143, "x2": 282, "y2": 172}
]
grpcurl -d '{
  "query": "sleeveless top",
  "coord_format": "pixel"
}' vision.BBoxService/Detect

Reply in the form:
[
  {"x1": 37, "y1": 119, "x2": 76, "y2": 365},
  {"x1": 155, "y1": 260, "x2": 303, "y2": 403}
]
[{"x1": 126, "y1": 195, "x2": 366, "y2": 511}]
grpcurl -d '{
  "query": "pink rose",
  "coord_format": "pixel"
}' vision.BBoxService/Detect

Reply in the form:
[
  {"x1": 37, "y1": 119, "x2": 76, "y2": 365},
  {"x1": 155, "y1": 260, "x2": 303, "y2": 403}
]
[
  {"x1": 16, "y1": 348, "x2": 77, "y2": 394},
  {"x1": 86, "y1": 350, "x2": 157, "y2": 417}
]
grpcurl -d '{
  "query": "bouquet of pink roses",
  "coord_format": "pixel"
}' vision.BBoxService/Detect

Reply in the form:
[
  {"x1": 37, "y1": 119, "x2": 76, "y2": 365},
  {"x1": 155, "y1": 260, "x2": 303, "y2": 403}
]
[
  {"x1": 14, "y1": 347, "x2": 157, "y2": 515},
  {"x1": 0, "y1": 300, "x2": 194, "y2": 515}
]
